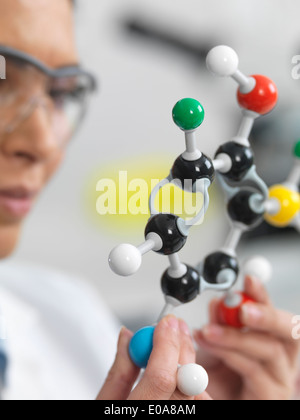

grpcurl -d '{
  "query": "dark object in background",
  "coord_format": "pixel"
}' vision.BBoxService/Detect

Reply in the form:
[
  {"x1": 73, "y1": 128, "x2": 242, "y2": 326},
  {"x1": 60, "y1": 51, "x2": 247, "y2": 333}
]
[
  {"x1": 245, "y1": 106, "x2": 300, "y2": 239},
  {"x1": 122, "y1": 16, "x2": 214, "y2": 65}
]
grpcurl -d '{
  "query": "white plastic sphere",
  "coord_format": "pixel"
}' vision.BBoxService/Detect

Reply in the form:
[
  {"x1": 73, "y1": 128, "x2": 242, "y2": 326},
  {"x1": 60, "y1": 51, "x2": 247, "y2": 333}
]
[
  {"x1": 177, "y1": 364, "x2": 209, "y2": 397},
  {"x1": 242, "y1": 256, "x2": 273, "y2": 284},
  {"x1": 108, "y1": 244, "x2": 142, "y2": 277},
  {"x1": 206, "y1": 45, "x2": 239, "y2": 77}
]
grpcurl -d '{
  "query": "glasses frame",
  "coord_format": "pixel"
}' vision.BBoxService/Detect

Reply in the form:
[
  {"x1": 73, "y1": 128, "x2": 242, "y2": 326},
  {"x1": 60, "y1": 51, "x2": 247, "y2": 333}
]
[
  {"x1": 0, "y1": 45, "x2": 97, "y2": 88},
  {"x1": 0, "y1": 45, "x2": 98, "y2": 137}
]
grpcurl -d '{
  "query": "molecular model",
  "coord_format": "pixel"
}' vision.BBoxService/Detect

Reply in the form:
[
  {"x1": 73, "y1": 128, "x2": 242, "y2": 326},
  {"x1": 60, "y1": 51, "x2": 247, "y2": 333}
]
[{"x1": 108, "y1": 45, "x2": 300, "y2": 397}]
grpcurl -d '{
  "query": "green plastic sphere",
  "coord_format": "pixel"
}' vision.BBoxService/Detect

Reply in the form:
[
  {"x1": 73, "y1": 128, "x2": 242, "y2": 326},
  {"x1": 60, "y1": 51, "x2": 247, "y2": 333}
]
[
  {"x1": 294, "y1": 140, "x2": 300, "y2": 159},
  {"x1": 172, "y1": 98, "x2": 205, "y2": 131}
]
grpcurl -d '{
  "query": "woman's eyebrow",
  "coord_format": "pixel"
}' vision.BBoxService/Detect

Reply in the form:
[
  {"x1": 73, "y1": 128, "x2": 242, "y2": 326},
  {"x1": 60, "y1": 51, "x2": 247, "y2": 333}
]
[{"x1": 0, "y1": 46, "x2": 80, "y2": 74}]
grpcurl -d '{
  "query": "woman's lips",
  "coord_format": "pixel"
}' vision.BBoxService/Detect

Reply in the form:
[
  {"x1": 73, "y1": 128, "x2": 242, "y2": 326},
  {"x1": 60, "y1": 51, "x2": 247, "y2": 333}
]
[{"x1": 0, "y1": 188, "x2": 38, "y2": 218}]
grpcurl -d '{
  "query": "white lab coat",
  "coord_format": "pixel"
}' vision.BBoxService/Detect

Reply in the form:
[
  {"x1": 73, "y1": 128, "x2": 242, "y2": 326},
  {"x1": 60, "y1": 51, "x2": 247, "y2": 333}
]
[{"x1": 0, "y1": 262, "x2": 120, "y2": 400}]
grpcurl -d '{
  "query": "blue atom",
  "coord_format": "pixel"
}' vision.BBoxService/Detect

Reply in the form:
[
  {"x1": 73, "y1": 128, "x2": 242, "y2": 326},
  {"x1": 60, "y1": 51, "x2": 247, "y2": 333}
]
[{"x1": 129, "y1": 326, "x2": 155, "y2": 369}]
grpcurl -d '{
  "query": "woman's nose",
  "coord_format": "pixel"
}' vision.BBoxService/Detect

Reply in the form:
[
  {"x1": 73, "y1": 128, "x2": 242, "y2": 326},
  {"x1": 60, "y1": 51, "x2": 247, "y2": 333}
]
[{"x1": 1, "y1": 105, "x2": 62, "y2": 164}]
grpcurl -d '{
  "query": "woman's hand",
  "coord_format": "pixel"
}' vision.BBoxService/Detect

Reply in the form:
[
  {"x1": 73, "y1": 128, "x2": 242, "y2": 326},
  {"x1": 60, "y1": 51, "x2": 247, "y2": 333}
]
[
  {"x1": 97, "y1": 315, "x2": 212, "y2": 401},
  {"x1": 194, "y1": 276, "x2": 300, "y2": 400}
]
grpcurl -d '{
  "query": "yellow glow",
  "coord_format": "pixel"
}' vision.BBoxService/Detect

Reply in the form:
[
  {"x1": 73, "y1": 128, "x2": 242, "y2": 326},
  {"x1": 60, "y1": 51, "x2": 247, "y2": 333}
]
[{"x1": 83, "y1": 154, "x2": 218, "y2": 239}]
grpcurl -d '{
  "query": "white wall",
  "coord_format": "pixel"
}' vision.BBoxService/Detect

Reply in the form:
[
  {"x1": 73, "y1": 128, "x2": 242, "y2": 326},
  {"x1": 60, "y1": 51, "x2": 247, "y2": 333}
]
[{"x1": 9, "y1": 0, "x2": 300, "y2": 328}]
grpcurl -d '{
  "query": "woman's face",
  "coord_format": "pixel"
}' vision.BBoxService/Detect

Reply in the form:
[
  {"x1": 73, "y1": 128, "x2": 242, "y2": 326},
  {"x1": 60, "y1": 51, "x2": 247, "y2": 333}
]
[{"x1": 0, "y1": 0, "x2": 78, "y2": 257}]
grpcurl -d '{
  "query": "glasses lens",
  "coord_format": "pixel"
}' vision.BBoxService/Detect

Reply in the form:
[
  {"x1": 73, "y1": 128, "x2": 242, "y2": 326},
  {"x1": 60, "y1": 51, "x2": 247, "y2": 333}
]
[
  {"x1": 48, "y1": 74, "x2": 92, "y2": 138},
  {"x1": 0, "y1": 56, "x2": 95, "y2": 144}
]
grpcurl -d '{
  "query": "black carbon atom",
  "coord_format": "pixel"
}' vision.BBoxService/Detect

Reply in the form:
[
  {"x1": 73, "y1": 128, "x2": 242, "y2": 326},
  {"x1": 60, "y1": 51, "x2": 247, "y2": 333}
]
[
  {"x1": 145, "y1": 214, "x2": 187, "y2": 256},
  {"x1": 215, "y1": 141, "x2": 254, "y2": 182},
  {"x1": 161, "y1": 265, "x2": 200, "y2": 304},
  {"x1": 171, "y1": 154, "x2": 215, "y2": 191},
  {"x1": 203, "y1": 252, "x2": 239, "y2": 285},
  {"x1": 227, "y1": 191, "x2": 264, "y2": 226}
]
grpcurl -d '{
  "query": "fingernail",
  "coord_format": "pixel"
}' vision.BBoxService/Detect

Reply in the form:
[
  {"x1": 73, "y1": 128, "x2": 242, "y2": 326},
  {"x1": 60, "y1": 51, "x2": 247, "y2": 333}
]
[
  {"x1": 119, "y1": 326, "x2": 127, "y2": 341},
  {"x1": 179, "y1": 319, "x2": 191, "y2": 337},
  {"x1": 123, "y1": 327, "x2": 133, "y2": 338},
  {"x1": 241, "y1": 304, "x2": 263, "y2": 323},
  {"x1": 165, "y1": 315, "x2": 179, "y2": 332},
  {"x1": 193, "y1": 331, "x2": 208, "y2": 348},
  {"x1": 202, "y1": 325, "x2": 224, "y2": 340},
  {"x1": 118, "y1": 327, "x2": 132, "y2": 354}
]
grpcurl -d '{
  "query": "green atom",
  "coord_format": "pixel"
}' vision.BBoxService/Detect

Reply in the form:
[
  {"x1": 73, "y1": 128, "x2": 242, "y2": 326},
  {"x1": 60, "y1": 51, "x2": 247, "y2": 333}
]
[
  {"x1": 294, "y1": 140, "x2": 300, "y2": 159},
  {"x1": 172, "y1": 98, "x2": 205, "y2": 131}
]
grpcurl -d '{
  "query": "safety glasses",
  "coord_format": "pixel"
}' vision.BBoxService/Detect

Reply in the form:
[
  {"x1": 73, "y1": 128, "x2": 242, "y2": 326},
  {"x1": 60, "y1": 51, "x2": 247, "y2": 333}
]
[{"x1": 0, "y1": 45, "x2": 97, "y2": 146}]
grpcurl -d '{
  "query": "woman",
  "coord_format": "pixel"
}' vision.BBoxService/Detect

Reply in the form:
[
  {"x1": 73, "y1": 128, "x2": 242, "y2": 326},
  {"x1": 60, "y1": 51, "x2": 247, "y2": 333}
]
[{"x1": 0, "y1": 0, "x2": 298, "y2": 400}]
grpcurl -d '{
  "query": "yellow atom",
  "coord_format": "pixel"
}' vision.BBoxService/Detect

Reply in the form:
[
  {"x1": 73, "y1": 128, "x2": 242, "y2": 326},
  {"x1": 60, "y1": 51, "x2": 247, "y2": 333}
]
[{"x1": 265, "y1": 185, "x2": 300, "y2": 228}]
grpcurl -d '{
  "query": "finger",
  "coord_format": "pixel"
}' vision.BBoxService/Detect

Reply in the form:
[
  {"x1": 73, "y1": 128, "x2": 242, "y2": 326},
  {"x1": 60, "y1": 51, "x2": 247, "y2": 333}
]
[
  {"x1": 199, "y1": 324, "x2": 290, "y2": 383},
  {"x1": 209, "y1": 298, "x2": 221, "y2": 324},
  {"x1": 171, "y1": 320, "x2": 197, "y2": 401},
  {"x1": 195, "y1": 330, "x2": 260, "y2": 376},
  {"x1": 194, "y1": 332, "x2": 278, "y2": 398},
  {"x1": 129, "y1": 315, "x2": 180, "y2": 400},
  {"x1": 200, "y1": 324, "x2": 286, "y2": 362},
  {"x1": 195, "y1": 391, "x2": 213, "y2": 401},
  {"x1": 178, "y1": 319, "x2": 196, "y2": 365},
  {"x1": 240, "y1": 303, "x2": 296, "y2": 342},
  {"x1": 244, "y1": 276, "x2": 271, "y2": 305},
  {"x1": 195, "y1": 299, "x2": 225, "y2": 368},
  {"x1": 97, "y1": 327, "x2": 140, "y2": 400}
]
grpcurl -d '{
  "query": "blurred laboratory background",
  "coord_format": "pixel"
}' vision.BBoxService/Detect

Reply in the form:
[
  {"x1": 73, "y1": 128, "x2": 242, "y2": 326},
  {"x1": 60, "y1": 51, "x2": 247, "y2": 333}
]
[
  {"x1": 8, "y1": 0, "x2": 300, "y2": 325},
  {"x1": 1, "y1": 0, "x2": 300, "y2": 399}
]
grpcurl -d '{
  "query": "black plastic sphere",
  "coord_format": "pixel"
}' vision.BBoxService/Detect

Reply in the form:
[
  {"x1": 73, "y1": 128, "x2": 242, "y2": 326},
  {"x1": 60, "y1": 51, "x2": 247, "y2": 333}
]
[
  {"x1": 215, "y1": 142, "x2": 254, "y2": 181},
  {"x1": 171, "y1": 154, "x2": 215, "y2": 191},
  {"x1": 145, "y1": 214, "x2": 187, "y2": 256},
  {"x1": 228, "y1": 191, "x2": 264, "y2": 226},
  {"x1": 161, "y1": 265, "x2": 200, "y2": 304},
  {"x1": 203, "y1": 252, "x2": 239, "y2": 285}
]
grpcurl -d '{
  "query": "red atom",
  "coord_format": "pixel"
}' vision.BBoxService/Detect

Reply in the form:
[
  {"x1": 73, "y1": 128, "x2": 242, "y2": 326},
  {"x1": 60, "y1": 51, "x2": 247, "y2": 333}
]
[
  {"x1": 218, "y1": 292, "x2": 254, "y2": 329},
  {"x1": 237, "y1": 75, "x2": 278, "y2": 115}
]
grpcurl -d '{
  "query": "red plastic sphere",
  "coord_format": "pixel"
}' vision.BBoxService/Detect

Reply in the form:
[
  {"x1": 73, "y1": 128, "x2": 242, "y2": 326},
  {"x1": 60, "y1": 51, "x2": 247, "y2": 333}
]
[
  {"x1": 218, "y1": 292, "x2": 254, "y2": 329},
  {"x1": 237, "y1": 75, "x2": 278, "y2": 115}
]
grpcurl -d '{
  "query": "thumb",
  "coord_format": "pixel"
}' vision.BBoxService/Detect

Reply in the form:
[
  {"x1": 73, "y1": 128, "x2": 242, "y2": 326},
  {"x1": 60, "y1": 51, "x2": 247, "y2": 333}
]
[
  {"x1": 244, "y1": 275, "x2": 271, "y2": 305},
  {"x1": 97, "y1": 327, "x2": 140, "y2": 400},
  {"x1": 195, "y1": 391, "x2": 213, "y2": 401}
]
